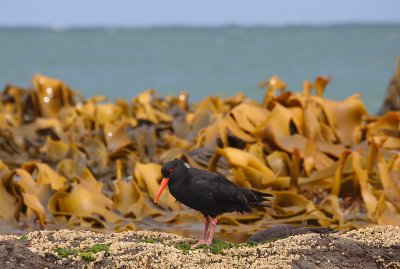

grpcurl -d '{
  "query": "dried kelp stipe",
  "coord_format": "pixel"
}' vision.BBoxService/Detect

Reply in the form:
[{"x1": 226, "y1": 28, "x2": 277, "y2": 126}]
[{"x1": 0, "y1": 74, "x2": 399, "y2": 236}]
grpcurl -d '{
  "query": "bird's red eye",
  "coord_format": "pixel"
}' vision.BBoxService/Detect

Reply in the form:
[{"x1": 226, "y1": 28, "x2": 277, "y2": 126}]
[{"x1": 168, "y1": 168, "x2": 174, "y2": 174}]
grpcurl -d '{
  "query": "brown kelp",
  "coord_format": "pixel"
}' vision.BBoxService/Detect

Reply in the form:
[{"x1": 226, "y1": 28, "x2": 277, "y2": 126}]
[{"x1": 0, "y1": 74, "x2": 399, "y2": 236}]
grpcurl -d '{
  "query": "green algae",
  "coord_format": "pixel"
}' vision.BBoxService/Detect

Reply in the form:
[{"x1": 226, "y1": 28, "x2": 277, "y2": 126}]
[{"x1": 53, "y1": 243, "x2": 110, "y2": 262}]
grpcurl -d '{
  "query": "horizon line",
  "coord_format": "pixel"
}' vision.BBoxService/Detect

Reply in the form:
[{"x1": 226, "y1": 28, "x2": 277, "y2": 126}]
[{"x1": 1, "y1": 21, "x2": 400, "y2": 30}]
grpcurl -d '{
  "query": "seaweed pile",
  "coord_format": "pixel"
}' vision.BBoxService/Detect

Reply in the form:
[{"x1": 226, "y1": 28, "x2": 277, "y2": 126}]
[{"x1": 0, "y1": 74, "x2": 399, "y2": 236}]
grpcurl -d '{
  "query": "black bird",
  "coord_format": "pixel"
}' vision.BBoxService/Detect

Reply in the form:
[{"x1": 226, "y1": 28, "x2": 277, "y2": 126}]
[{"x1": 154, "y1": 159, "x2": 273, "y2": 245}]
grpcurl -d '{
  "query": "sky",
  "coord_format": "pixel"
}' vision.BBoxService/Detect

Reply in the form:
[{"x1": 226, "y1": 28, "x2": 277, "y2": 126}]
[{"x1": 1, "y1": 0, "x2": 400, "y2": 27}]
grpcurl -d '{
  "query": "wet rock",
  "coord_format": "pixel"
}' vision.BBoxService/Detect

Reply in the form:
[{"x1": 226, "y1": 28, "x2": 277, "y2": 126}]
[
  {"x1": 378, "y1": 58, "x2": 400, "y2": 115},
  {"x1": 291, "y1": 237, "x2": 400, "y2": 269},
  {"x1": 247, "y1": 224, "x2": 335, "y2": 243},
  {"x1": 0, "y1": 240, "x2": 60, "y2": 269}
]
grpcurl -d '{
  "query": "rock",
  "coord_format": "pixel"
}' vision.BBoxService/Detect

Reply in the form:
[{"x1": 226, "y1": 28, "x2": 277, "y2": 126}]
[
  {"x1": 291, "y1": 236, "x2": 400, "y2": 269},
  {"x1": 0, "y1": 227, "x2": 399, "y2": 268},
  {"x1": 0, "y1": 240, "x2": 60, "y2": 269},
  {"x1": 247, "y1": 224, "x2": 335, "y2": 243},
  {"x1": 378, "y1": 58, "x2": 400, "y2": 115}
]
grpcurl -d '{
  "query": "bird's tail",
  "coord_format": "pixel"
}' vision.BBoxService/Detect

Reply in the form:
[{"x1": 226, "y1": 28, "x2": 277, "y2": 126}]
[{"x1": 245, "y1": 189, "x2": 274, "y2": 208}]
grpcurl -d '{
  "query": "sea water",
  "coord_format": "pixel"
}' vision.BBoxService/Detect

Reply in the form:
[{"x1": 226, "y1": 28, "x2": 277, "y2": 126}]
[{"x1": 0, "y1": 25, "x2": 399, "y2": 113}]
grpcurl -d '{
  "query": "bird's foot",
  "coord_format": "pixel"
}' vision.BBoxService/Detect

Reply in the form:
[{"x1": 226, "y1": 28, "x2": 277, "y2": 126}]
[{"x1": 191, "y1": 239, "x2": 208, "y2": 248}]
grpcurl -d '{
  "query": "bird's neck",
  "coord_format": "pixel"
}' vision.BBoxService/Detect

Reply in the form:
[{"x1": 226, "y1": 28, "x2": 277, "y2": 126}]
[{"x1": 168, "y1": 173, "x2": 188, "y2": 198}]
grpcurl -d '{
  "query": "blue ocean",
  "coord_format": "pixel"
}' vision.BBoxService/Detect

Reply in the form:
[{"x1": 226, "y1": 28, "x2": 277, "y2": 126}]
[{"x1": 1, "y1": 25, "x2": 399, "y2": 113}]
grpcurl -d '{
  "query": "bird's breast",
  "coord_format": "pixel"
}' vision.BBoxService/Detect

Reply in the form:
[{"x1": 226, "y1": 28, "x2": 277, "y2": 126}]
[
  {"x1": 168, "y1": 180, "x2": 199, "y2": 209},
  {"x1": 167, "y1": 181, "x2": 186, "y2": 202}
]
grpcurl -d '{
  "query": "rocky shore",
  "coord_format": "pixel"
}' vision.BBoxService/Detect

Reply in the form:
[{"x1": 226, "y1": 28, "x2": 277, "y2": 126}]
[{"x1": 0, "y1": 226, "x2": 399, "y2": 269}]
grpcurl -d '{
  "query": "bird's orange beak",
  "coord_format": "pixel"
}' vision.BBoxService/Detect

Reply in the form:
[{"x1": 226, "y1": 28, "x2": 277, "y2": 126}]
[{"x1": 154, "y1": 178, "x2": 169, "y2": 203}]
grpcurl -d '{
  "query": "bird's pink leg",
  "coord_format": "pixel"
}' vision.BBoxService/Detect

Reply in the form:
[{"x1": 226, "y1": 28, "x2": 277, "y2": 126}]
[
  {"x1": 202, "y1": 216, "x2": 210, "y2": 241},
  {"x1": 206, "y1": 217, "x2": 217, "y2": 245},
  {"x1": 192, "y1": 216, "x2": 210, "y2": 247}
]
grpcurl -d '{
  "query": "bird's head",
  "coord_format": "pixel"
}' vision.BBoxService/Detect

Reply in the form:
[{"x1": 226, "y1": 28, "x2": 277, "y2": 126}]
[{"x1": 154, "y1": 159, "x2": 190, "y2": 203}]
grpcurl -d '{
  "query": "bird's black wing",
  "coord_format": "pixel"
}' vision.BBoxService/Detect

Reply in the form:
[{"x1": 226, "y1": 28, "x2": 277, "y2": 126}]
[
  {"x1": 189, "y1": 168, "x2": 273, "y2": 207},
  {"x1": 187, "y1": 168, "x2": 262, "y2": 214}
]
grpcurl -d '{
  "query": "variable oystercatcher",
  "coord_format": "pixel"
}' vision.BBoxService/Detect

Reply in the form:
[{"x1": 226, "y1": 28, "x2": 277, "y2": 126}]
[{"x1": 154, "y1": 159, "x2": 273, "y2": 245}]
